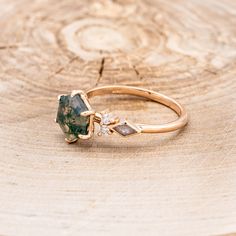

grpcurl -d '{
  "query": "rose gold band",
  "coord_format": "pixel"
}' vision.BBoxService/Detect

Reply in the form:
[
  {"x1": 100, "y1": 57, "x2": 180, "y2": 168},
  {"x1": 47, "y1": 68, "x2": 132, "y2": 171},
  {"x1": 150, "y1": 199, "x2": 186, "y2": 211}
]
[{"x1": 86, "y1": 85, "x2": 188, "y2": 134}]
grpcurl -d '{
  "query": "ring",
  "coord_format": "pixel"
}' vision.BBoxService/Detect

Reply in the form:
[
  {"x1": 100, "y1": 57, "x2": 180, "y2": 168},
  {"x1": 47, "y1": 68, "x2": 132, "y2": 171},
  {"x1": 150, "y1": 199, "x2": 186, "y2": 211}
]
[{"x1": 55, "y1": 85, "x2": 188, "y2": 143}]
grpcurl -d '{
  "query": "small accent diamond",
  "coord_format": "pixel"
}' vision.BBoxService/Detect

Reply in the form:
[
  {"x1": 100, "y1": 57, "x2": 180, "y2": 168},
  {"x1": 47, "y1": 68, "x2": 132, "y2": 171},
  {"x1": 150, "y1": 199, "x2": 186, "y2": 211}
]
[
  {"x1": 101, "y1": 113, "x2": 113, "y2": 125},
  {"x1": 97, "y1": 112, "x2": 115, "y2": 136},
  {"x1": 99, "y1": 125, "x2": 111, "y2": 136}
]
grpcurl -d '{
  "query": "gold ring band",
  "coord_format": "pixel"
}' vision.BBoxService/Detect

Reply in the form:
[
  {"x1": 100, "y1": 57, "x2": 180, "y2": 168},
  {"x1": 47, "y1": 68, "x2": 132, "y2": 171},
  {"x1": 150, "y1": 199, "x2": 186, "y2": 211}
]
[
  {"x1": 56, "y1": 85, "x2": 188, "y2": 143},
  {"x1": 87, "y1": 85, "x2": 188, "y2": 134}
]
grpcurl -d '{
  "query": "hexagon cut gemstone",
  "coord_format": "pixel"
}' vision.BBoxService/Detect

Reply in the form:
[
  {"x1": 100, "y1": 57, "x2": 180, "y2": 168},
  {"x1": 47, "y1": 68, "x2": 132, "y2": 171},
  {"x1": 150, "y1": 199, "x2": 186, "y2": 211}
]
[{"x1": 56, "y1": 94, "x2": 90, "y2": 142}]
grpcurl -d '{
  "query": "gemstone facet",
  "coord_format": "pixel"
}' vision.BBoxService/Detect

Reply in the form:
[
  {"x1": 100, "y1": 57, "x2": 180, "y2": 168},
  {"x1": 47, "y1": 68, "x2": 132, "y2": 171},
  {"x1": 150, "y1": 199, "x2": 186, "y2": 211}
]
[
  {"x1": 56, "y1": 94, "x2": 90, "y2": 142},
  {"x1": 101, "y1": 113, "x2": 113, "y2": 125},
  {"x1": 97, "y1": 112, "x2": 116, "y2": 136},
  {"x1": 99, "y1": 125, "x2": 111, "y2": 135},
  {"x1": 112, "y1": 122, "x2": 138, "y2": 137}
]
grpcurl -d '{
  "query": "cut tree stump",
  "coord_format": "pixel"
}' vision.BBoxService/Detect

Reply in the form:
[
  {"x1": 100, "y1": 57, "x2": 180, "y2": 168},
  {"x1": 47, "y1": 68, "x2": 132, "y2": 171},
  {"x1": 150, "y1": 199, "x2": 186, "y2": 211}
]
[{"x1": 0, "y1": 0, "x2": 236, "y2": 235}]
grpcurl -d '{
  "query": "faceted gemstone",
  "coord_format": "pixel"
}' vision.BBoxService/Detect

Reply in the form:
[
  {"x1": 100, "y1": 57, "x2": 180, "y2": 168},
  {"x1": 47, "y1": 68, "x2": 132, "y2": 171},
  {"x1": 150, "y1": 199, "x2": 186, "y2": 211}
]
[
  {"x1": 99, "y1": 125, "x2": 110, "y2": 135},
  {"x1": 101, "y1": 113, "x2": 112, "y2": 125},
  {"x1": 112, "y1": 123, "x2": 138, "y2": 137},
  {"x1": 56, "y1": 94, "x2": 90, "y2": 142}
]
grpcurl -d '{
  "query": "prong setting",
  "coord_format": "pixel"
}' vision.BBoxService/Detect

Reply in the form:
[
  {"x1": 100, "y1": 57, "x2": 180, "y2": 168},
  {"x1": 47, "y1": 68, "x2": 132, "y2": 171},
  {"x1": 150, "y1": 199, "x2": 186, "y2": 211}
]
[
  {"x1": 80, "y1": 110, "x2": 95, "y2": 117},
  {"x1": 71, "y1": 90, "x2": 85, "y2": 97},
  {"x1": 96, "y1": 112, "x2": 120, "y2": 136},
  {"x1": 65, "y1": 137, "x2": 78, "y2": 144},
  {"x1": 56, "y1": 90, "x2": 93, "y2": 143},
  {"x1": 58, "y1": 94, "x2": 66, "y2": 101},
  {"x1": 78, "y1": 133, "x2": 92, "y2": 140},
  {"x1": 77, "y1": 112, "x2": 95, "y2": 140}
]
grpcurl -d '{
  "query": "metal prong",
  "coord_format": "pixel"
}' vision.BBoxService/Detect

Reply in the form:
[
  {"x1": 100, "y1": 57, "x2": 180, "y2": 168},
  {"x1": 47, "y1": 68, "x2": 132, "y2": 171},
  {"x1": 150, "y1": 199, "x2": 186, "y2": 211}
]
[
  {"x1": 65, "y1": 137, "x2": 78, "y2": 144},
  {"x1": 78, "y1": 133, "x2": 93, "y2": 140},
  {"x1": 80, "y1": 110, "x2": 95, "y2": 117},
  {"x1": 80, "y1": 93, "x2": 92, "y2": 110},
  {"x1": 58, "y1": 94, "x2": 66, "y2": 101},
  {"x1": 78, "y1": 115, "x2": 94, "y2": 139},
  {"x1": 71, "y1": 90, "x2": 84, "y2": 97},
  {"x1": 109, "y1": 117, "x2": 120, "y2": 125},
  {"x1": 101, "y1": 109, "x2": 110, "y2": 114}
]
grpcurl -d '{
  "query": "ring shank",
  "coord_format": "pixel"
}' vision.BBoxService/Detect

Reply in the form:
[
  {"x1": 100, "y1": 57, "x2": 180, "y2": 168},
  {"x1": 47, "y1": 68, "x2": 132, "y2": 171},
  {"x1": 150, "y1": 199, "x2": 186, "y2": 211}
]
[{"x1": 86, "y1": 86, "x2": 188, "y2": 133}]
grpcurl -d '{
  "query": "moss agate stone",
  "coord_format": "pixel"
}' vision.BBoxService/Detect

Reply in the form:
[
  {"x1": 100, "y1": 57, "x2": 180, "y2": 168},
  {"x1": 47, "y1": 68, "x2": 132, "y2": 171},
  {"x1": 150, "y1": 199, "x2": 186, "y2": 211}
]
[{"x1": 56, "y1": 94, "x2": 90, "y2": 142}]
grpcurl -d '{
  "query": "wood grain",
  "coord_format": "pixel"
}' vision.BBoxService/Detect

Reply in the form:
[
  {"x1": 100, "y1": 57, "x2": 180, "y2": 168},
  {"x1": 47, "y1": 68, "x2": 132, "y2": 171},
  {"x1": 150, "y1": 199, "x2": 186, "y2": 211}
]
[{"x1": 0, "y1": 0, "x2": 236, "y2": 235}]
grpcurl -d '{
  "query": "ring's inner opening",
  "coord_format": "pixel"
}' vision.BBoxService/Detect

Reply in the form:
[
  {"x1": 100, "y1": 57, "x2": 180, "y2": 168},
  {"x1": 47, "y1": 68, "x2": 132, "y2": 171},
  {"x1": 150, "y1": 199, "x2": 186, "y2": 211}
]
[{"x1": 88, "y1": 94, "x2": 178, "y2": 125}]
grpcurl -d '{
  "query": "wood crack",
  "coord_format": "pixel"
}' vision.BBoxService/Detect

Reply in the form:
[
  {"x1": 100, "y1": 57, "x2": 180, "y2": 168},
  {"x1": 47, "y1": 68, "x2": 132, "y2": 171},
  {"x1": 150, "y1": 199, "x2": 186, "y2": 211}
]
[
  {"x1": 0, "y1": 44, "x2": 23, "y2": 50},
  {"x1": 133, "y1": 65, "x2": 143, "y2": 80},
  {"x1": 95, "y1": 57, "x2": 105, "y2": 86}
]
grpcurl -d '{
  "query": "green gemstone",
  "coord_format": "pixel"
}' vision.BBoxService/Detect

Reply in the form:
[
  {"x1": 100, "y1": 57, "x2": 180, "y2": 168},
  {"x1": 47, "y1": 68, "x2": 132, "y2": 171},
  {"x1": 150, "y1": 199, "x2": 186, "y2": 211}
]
[{"x1": 56, "y1": 94, "x2": 90, "y2": 142}]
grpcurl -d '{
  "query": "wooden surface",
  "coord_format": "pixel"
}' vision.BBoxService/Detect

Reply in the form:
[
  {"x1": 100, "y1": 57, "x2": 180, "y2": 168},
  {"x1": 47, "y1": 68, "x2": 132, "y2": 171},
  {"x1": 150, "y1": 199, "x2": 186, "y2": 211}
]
[{"x1": 0, "y1": 0, "x2": 236, "y2": 235}]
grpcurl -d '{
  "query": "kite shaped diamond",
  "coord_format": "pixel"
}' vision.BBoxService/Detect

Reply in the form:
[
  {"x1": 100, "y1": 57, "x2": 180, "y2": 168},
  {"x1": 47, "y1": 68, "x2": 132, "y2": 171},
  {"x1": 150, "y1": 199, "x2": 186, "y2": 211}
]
[{"x1": 112, "y1": 122, "x2": 139, "y2": 137}]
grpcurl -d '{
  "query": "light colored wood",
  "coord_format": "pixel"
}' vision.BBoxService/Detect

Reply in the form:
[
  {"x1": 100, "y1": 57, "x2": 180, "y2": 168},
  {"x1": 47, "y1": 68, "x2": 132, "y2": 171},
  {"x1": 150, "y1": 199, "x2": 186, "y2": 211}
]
[{"x1": 0, "y1": 0, "x2": 236, "y2": 235}]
